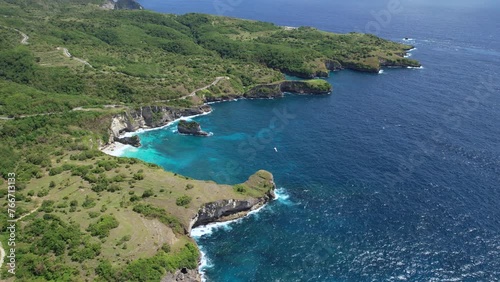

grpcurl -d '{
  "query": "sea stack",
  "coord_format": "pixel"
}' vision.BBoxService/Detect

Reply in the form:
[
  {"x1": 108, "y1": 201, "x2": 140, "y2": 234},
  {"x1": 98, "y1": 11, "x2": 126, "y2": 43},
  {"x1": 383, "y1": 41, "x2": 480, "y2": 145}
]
[{"x1": 178, "y1": 120, "x2": 209, "y2": 136}]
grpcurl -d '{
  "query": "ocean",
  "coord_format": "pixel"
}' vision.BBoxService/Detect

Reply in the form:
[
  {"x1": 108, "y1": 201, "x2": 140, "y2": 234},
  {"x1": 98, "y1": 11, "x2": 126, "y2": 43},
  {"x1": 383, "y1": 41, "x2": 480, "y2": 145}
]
[{"x1": 126, "y1": 1, "x2": 500, "y2": 281}]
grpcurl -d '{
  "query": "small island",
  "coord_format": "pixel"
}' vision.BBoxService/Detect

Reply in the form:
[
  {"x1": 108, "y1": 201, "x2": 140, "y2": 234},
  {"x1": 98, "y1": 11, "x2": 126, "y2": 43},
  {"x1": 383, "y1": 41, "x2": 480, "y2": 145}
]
[{"x1": 177, "y1": 120, "x2": 209, "y2": 136}]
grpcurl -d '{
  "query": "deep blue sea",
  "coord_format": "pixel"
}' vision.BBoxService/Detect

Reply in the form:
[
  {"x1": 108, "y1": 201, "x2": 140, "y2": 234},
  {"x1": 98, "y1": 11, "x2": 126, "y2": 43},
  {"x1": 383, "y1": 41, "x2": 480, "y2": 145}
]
[{"x1": 128, "y1": 1, "x2": 500, "y2": 281}]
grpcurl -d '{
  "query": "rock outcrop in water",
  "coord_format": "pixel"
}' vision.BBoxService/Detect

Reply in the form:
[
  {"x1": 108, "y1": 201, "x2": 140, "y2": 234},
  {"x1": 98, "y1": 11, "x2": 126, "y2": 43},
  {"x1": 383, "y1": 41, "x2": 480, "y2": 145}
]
[
  {"x1": 177, "y1": 120, "x2": 209, "y2": 136},
  {"x1": 114, "y1": 135, "x2": 141, "y2": 147}
]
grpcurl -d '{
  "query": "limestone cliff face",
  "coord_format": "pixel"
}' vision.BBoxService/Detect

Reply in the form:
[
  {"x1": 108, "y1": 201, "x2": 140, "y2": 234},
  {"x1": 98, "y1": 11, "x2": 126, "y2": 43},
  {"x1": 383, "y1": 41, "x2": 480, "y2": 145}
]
[
  {"x1": 280, "y1": 81, "x2": 331, "y2": 95},
  {"x1": 379, "y1": 57, "x2": 421, "y2": 68},
  {"x1": 204, "y1": 94, "x2": 241, "y2": 103},
  {"x1": 161, "y1": 268, "x2": 201, "y2": 282},
  {"x1": 211, "y1": 80, "x2": 332, "y2": 102},
  {"x1": 108, "y1": 105, "x2": 211, "y2": 143},
  {"x1": 190, "y1": 188, "x2": 276, "y2": 230},
  {"x1": 101, "y1": 0, "x2": 143, "y2": 10},
  {"x1": 244, "y1": 83, "x2": 283, "y2": 99},
  {"x1": 325, "y1": 59, "x2": 343, "y2": 72}
]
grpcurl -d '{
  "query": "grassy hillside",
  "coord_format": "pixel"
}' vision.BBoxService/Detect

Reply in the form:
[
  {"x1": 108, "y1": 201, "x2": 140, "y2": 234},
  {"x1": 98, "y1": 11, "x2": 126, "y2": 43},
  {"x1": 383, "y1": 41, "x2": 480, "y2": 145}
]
[
  {"x1": 0, "y1": 0, "x2": 418, "y2": 116},
  {"x1": 0, "y1": 0, "x2": 419, "y2": 281},
  {"x1": 0, "y1": 111, "x2": 275, "y2": 281}
]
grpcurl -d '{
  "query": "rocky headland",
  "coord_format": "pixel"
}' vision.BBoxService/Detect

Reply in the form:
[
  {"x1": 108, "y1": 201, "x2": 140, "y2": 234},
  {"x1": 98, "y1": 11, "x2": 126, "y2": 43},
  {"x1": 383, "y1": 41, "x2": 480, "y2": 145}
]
[{"x1": 205, "y1": 79, "x2": 332, "y2": 102}]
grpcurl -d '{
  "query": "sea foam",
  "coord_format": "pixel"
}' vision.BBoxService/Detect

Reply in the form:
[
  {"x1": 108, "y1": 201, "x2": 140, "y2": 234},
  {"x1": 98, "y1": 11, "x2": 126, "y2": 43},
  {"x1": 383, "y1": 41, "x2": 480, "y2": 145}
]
[
  {"x1": 119, "y1": 110, "x2": 213, "y2": 138},
  {"x1": 191, "y1": 187, "x2": 290, "y2": 281}
]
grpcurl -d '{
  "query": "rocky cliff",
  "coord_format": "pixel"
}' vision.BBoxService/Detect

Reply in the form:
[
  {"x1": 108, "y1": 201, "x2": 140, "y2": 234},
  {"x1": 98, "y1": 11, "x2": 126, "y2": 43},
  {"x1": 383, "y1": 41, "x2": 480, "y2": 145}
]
[
  {"x1": 189, "y1": 171, "x2": 276, "y2": 230},
  {"x1": 245, "y1": 80, "x2": 331, "y2": 98},
  {"x1": 101, "y1": 0, "x2": 143, "y2": 10},
  {"x1": 108, "y1": 105, "x2": 211, "y2": 143},
  {"x1": 161, "y1": 268, "x2": 200, "y2": 282}
]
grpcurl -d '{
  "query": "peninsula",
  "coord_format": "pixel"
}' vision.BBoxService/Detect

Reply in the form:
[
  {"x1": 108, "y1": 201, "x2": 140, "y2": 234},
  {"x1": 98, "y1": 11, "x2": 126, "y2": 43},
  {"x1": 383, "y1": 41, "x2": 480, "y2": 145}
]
[{"x1": 0, "y1": 0, "x2": 420, "y2": 281}]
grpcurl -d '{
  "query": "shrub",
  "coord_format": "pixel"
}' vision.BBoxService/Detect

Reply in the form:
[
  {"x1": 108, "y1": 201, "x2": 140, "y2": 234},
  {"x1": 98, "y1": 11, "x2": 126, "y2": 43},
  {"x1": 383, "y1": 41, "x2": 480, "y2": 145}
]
[
  {"x1": 87, "y1": 215, "x2": 119, "y2": 238},
  {"x1": 233, "y1": 184, "x2": 247, "y2": 193},
  {"x1": 175, "y1": 195, "x2": 192, "y2": 206},
  {"x1": 49, "y1": 166, "x2": 64, "y2": 176},
  {"x1": 82, "y1": 196, "x2": 96, "y2": 209},
  {"x1": 37, "y1": 188, "x2": 49, "y2": 197},
  {"x1": 133, "y1": 173, "x2": 144, "y2": 180},
  {"x1": 142, "y1": 189, "x2": 154, "y2": 198}
]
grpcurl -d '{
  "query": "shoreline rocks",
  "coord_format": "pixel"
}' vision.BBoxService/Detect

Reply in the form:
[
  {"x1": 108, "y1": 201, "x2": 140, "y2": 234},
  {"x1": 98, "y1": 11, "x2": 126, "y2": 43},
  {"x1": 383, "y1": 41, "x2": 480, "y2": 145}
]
[
  {"x1": 177, "y1": 120, "x2": 209, "y2": 136},
  {"x1": 189, "y1": 172, "x2": 276, "y2": 231},
  {"x1": 114, "y1": 135, "x2": 141, "y2": 147},
  {"x1": 106, "y1": 105, "x2": 212, "y2": 145}
]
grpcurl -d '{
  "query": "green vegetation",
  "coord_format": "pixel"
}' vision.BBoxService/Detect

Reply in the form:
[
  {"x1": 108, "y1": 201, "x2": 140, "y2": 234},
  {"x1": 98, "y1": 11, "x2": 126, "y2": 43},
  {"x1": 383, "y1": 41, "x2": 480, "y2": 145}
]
[
  {"x1": 132, "y1": 204, "x2": 184, "y2": 234},
  {"x1": 178, "y1": 120, "x2": 199, "y2": 130},
  {"x1": 0, "y1": 0, "x2": 416, "y2": 116},
  {"x1": 302, "y1": 79, "x2": 332, "y2": 92},
  {"x1": 175, "y1": 195, "x2": 192, "y2": 207},
  {"x1": 0, "y1": 0, "x2": 418, "y2": 280},
  {"x1": 87, "y1": 215, "x2": 120, "y2": 238},
  {"x1": 234, "y1": 184, "x2": 247, "y2": 194}
]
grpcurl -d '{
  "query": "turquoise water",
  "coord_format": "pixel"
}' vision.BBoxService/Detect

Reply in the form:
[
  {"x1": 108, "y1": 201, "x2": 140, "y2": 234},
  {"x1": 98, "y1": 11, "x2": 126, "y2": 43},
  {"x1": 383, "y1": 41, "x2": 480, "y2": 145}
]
[{"x1": 126, "y1": 1, "x2": 500, "y2": 281}]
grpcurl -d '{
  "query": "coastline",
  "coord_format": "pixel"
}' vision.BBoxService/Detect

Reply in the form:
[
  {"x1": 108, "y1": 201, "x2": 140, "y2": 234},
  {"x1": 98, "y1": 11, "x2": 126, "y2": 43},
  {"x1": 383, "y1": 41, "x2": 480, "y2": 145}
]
[
  {"x1": 190, "y1": 192, "x2": 276, "y2": 282},
  {"x1": 100, "y1": 104, "x2": 277, "y2": 281},
  {"x1": 118, "y1": 109, "x2": 213, "y2": 139},
  {"x1": 100, "y1": 141, "x2": 132, "y2": 157}
]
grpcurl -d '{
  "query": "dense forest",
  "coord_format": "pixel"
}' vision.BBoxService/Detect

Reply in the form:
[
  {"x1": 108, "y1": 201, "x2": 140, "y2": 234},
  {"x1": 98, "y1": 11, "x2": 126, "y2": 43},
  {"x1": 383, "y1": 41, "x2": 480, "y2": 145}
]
[{"x1": 0, "y1": 0, "x2": 419, "y2": 281}]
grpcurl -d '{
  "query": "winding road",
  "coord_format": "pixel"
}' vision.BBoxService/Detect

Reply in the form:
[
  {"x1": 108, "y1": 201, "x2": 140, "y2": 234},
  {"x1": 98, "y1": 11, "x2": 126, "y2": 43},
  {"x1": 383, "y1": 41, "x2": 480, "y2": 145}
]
[
  {"x1": 58, "y1": 47, "x2": 93, "y2": 68},
  {"x1": 16, "y1": 28, "x2": 29, "y2": 44},
  {"x1": 0, "y1": 105, "x2": 125, "y2": 120},
  {"x1": 0, "y1": 25, "x2": 29, "y2": 44},
  {"x1": 184, "y1": 76, "x2": 229, "y2": 99}
]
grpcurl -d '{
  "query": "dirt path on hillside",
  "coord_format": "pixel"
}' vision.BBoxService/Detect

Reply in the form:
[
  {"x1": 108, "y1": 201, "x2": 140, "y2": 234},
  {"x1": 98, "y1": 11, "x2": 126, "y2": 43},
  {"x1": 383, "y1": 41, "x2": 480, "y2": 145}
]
[
  {"x1": 58, "y1": 47, "x2": 93, "y2": 68},
  {"x1": 13, "y1": 206, "x2": 40, "y2": 222},
  {"x1": 0, "y1": 25, "x2": 29, "y2": 44},
  {"x1": 154, "y1": 76, "x2": 229, "y2": 103},
  {"x1": 183, "y1": 76, "x2": 229, "y2": 99}
]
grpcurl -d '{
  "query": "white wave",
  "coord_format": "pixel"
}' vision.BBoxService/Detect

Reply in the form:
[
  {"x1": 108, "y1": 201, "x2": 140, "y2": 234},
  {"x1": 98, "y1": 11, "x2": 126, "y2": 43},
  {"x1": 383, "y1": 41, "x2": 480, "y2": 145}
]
[
  {"x1": 191, "y1": 220, "x2": 235, "y2": 239},
  {"x1": 402, "y1": 38, "x2": 415, "y2": 41},
  {"x1": 407, "y1": 47, "x2": 417, "y2": 52},
  {"x1": 191, "y1": 187, "x2": 292, "y2": 239},
  {"x1": 101, "y1": 142, "x2": 134, "y2": 157},
  {"x1": 191, "y1": 201, "x2": 270, "y2": 239},
  {"x1": 119, "y1": 110, "x2": 213, "y2": 138},
  {"x1": 378, "y1": 69, "x2": 385, "y2": 74},
  {"x1": 404, "y1": 53, "x2": 412, "y2": 58},
  {"x1": 191, "y1": 187, "x2": 291, "y2": 280},
  {"x1": 275, "y1": 187, "x2": 294, "y2": 205},
  {"x1": 407, "y1": 66, "x2": 424, "y2": 69},
  {"x1": 197, "y1": 246, "x2": 213, "y2": 282}
]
